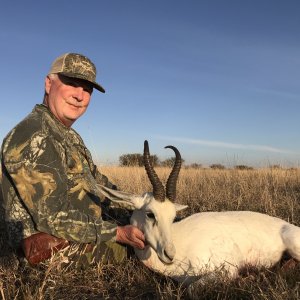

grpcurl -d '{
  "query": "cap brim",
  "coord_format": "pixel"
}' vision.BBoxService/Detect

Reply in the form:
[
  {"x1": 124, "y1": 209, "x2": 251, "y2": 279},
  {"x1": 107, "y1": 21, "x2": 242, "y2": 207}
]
[
  {"x1": 59, "y1": 72, "x2": 105, "y2": 93},
  {"x1": 92, "y1": 82, "x2": 106, "y2": 93}
]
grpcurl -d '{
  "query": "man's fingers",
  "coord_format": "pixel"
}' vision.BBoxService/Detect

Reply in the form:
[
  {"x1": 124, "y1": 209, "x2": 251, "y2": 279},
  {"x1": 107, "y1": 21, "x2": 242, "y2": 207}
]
[
  {"x1": 116, "y1": 225, "x2": 145, "y2": 249},
  {"x1": 129, "y1": 227, "x2": 145, "y2": 249},
  {"x1": 131, "y1": 228, "x2": 145, "y2": 241}
]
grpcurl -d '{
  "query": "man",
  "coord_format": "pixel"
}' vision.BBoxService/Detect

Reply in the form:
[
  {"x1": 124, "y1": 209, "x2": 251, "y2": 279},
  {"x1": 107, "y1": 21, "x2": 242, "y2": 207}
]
[{"x1": 0, "y1": 53, "x2": 145, "y2": 267}]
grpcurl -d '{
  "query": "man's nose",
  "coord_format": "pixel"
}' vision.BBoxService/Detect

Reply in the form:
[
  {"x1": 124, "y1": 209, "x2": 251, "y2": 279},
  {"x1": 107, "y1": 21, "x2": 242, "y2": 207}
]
[{"x1": 73, "y1": 86, "x2": 84, "y2": 101}]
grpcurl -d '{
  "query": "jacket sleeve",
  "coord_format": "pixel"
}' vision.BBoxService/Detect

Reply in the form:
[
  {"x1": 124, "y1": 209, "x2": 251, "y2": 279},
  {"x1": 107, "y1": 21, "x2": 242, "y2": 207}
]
[{"x1": 2, "y1": 134, "x2": 118, "y2": 244}]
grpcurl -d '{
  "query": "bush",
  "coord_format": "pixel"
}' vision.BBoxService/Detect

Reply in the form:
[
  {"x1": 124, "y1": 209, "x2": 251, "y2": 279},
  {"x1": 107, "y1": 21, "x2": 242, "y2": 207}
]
[
  {"x1": 161, "y1": 157, "x2": 185, "y2": 167},
  {"x1": 210, "y1": 164, "x2": 226, "y2": 170},
  {"x1": 234, "y1": 165, "x2": 254, "y2": 170},
  {"x1": 119, "y1": 153, "x2": 159, "y2": 167}
]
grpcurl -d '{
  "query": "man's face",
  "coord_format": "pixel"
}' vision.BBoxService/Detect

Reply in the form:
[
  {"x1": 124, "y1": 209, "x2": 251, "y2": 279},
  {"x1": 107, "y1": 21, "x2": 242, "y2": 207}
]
[{"x1": 45, "y1": 74, "x2": 93, "y2": 127}]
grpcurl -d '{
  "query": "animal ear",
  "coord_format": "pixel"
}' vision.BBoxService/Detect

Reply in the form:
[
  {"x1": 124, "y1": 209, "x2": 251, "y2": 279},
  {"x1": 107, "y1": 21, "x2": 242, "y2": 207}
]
[
  {"x1": 174, "y1": 203, "x2": 188, "y2": 212},
  {"x1": 97, "y1": 184, "x2": 144, "y2": 210}
]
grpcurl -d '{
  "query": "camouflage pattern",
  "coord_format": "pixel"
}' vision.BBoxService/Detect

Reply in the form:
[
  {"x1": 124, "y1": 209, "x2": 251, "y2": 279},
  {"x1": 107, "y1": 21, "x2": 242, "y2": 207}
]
[
  {"x1": 1, "y1": 104, "x2": 127, "y2": 264},
  {"x1": 48, "y1": 53, "x2": 105, "y2": 93},
  {"x1": 55, "y1": 240, "x2": 127, "y2": 270},
  {"x1": 0, "y1": 166, "x2": 12, "y2": 258}
]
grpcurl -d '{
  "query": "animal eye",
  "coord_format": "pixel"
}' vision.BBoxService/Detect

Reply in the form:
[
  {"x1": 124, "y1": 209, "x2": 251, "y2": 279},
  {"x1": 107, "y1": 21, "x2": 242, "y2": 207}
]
[{"x1": 146, "y1": 212, "x2": 155, "y2": 220}]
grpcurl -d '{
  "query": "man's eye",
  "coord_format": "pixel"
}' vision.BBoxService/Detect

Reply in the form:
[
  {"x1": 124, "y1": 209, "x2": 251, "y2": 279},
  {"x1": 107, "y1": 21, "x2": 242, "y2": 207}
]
[
  {"x1": 84, "y1": 87, "x2": 93, "y2": 94},
  {"x1": 66, "y1": 81, "x2": 76, "y2": 87},
  {"x1": 146, "y1": 212, "x2": 155, "y2": 219}
]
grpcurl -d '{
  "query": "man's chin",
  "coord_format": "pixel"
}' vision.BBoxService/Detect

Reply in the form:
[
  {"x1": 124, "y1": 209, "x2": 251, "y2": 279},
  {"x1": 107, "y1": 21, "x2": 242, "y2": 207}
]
[
  {"x1": 65, "y1": 111, "x2": 84, "y2": 122},
  {"x1": 60, "y1": 115, "x2": 78, "y2": 127}
]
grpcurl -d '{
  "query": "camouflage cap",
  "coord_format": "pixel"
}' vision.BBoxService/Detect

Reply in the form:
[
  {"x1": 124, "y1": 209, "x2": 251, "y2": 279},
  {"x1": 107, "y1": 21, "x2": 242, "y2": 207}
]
[{"x1": 48, "y1": 53, "x2": 105, "y2": 93}]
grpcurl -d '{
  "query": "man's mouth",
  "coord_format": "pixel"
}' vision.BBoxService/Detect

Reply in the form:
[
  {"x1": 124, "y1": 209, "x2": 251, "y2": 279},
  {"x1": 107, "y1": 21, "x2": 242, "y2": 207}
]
[{"x1": 67, "y1": 102, "x2": 83, "y2": 108}]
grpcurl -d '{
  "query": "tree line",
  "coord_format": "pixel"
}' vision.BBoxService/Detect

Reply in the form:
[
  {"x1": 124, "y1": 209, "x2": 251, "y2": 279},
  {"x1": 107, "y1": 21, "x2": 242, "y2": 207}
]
[
  {"x1": 119, "y1": 154, "x2": 289, "y2": 170},
  {"x1": 119, "y1": 153, "x2": 185, "y2": 167}
]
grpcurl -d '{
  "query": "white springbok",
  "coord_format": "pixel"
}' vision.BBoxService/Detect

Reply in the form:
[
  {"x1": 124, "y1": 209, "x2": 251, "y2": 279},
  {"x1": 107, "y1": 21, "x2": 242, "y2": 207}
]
[{"x1": 98, "y1": 140, "x2": 300, "y2": 285}]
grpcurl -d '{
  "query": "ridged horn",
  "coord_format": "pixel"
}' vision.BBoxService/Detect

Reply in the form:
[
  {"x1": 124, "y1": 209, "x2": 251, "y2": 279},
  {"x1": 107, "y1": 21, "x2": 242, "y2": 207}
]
[
  {"x1": 165, "y1": 145, "x2": 182, "y2": 202},
  {"x1": 143, "y1": 140, "x2": 165, "y2": 202}
]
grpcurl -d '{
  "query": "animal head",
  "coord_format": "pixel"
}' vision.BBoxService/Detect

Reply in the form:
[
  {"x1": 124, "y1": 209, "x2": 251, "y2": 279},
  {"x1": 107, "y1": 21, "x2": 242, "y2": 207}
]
[{"x1": 98, "y1": 140, "x2": 188, "y2": 264}]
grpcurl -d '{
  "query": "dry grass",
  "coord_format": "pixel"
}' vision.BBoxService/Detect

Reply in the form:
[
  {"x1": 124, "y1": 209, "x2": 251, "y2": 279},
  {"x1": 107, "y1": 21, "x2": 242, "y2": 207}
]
[
  {"x1": 102, "y1": 166, "x2": 300, "y2": 224},
  {"x1": 1, "y1": 166, "x2": 300, "y2": 299}
]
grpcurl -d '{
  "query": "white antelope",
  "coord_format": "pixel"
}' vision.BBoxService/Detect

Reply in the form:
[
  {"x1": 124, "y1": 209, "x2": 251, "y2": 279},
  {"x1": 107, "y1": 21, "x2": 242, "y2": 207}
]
[{"x1": 98, "y1": 140, "x2": 300, "y2": 285}]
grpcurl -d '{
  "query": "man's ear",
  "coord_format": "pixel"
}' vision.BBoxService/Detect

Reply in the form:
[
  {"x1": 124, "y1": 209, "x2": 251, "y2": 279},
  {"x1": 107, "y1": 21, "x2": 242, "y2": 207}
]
[{"x1": 45, "y1": 76, "x2": 52, "y2": 94}]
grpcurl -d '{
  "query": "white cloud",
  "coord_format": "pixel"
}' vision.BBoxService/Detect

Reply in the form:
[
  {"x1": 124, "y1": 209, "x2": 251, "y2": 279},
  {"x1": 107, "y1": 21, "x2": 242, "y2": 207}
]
[
  {"x1": 155, "y1": 135, "x2": 297, "y2": 154},
  {"x1": 254, "y1": 87, "x2": 300, "y2": 100}
]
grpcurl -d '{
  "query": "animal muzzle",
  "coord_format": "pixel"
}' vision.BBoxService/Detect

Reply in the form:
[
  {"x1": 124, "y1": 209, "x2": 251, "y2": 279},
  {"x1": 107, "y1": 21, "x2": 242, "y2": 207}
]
[{"x1": 159, "y1": 244, "x2": 176, "y2": 264}]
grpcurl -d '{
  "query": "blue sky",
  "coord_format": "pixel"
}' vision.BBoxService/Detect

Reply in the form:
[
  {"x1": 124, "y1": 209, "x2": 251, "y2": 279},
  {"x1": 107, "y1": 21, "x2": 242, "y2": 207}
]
[{"x1": 1, "y1": 1, "x2": 300, "y2": 167}]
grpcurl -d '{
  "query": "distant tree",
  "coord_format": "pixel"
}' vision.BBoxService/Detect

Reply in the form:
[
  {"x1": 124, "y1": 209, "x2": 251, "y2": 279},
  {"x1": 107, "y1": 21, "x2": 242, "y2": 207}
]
[
  {"x1": 210, "y1": 164, "x2": 226, "y2": 170},
  {"x1": 119, "y1": 153, "x2": 143, "y2": 166},
  {"x1": 119, "y1": 153, "x2": 159, "y2": 167},
  {"x1": 234, "y1": 165, "x2": 254, "y2": 170},
  {"x1": 161, "y1": 157, "x2": 185, "y2": 167},
  {"x1": 149, "y1": 155, "x2": 160, "y2": 167},
  {"x1": 269, "y1": 164, "x2": 281, "y2": 170},
  {"x1": 191, "y1": 163, "x2": 202, "y2": 169},
  {"x1": 187, "y1": 163, "x2": 202, "y2": 169}
]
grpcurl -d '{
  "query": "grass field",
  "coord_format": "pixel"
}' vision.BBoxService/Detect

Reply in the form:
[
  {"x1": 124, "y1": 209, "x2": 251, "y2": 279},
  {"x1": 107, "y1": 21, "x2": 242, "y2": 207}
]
[{"x1": 1, "y1": 166, "x2": 300, "y2": 299}]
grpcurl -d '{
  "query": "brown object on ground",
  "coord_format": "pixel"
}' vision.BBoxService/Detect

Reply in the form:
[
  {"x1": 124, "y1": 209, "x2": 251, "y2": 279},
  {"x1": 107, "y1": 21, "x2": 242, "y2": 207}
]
[{"x1": 22, "y1": 232, "x2": 69, "y2": 265}]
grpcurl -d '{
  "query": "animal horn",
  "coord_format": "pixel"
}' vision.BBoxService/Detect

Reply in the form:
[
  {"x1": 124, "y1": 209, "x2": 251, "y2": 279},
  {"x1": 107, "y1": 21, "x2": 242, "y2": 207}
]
[
  {"x1": 165, "y1": 145, "x2": 182, "y2": 202},
  {"x1": 143, "y1": 140, "x2": 165, "y2": 202}
]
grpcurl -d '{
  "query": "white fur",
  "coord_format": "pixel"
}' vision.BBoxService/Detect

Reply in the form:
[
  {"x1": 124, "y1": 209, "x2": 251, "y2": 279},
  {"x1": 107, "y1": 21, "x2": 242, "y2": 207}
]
[{"x1": 98, "y1": 186, "x2": 300, "y2": 284}]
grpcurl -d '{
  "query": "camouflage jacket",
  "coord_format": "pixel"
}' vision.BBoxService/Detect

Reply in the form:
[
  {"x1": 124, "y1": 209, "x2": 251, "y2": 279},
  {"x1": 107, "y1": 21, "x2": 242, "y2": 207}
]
[{"x1": 1, "y1": 104, "x2": 118, "y2": 250}]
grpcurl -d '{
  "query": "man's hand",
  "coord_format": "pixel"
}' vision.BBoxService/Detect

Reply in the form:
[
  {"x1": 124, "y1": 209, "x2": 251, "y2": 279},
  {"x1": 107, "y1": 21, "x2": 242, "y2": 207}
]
[{"x1": 116, "y1": 225, "x2": 145, "y2": 249}]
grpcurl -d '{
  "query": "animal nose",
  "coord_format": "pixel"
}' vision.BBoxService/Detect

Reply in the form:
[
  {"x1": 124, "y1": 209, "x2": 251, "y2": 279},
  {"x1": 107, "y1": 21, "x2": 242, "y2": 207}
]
[
  {"x1": 164, "y1": 244, "x2": 176, "y2": 261},
  {"x1": 164, "y1": 249, "x2": 174, "y2": 261}
]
